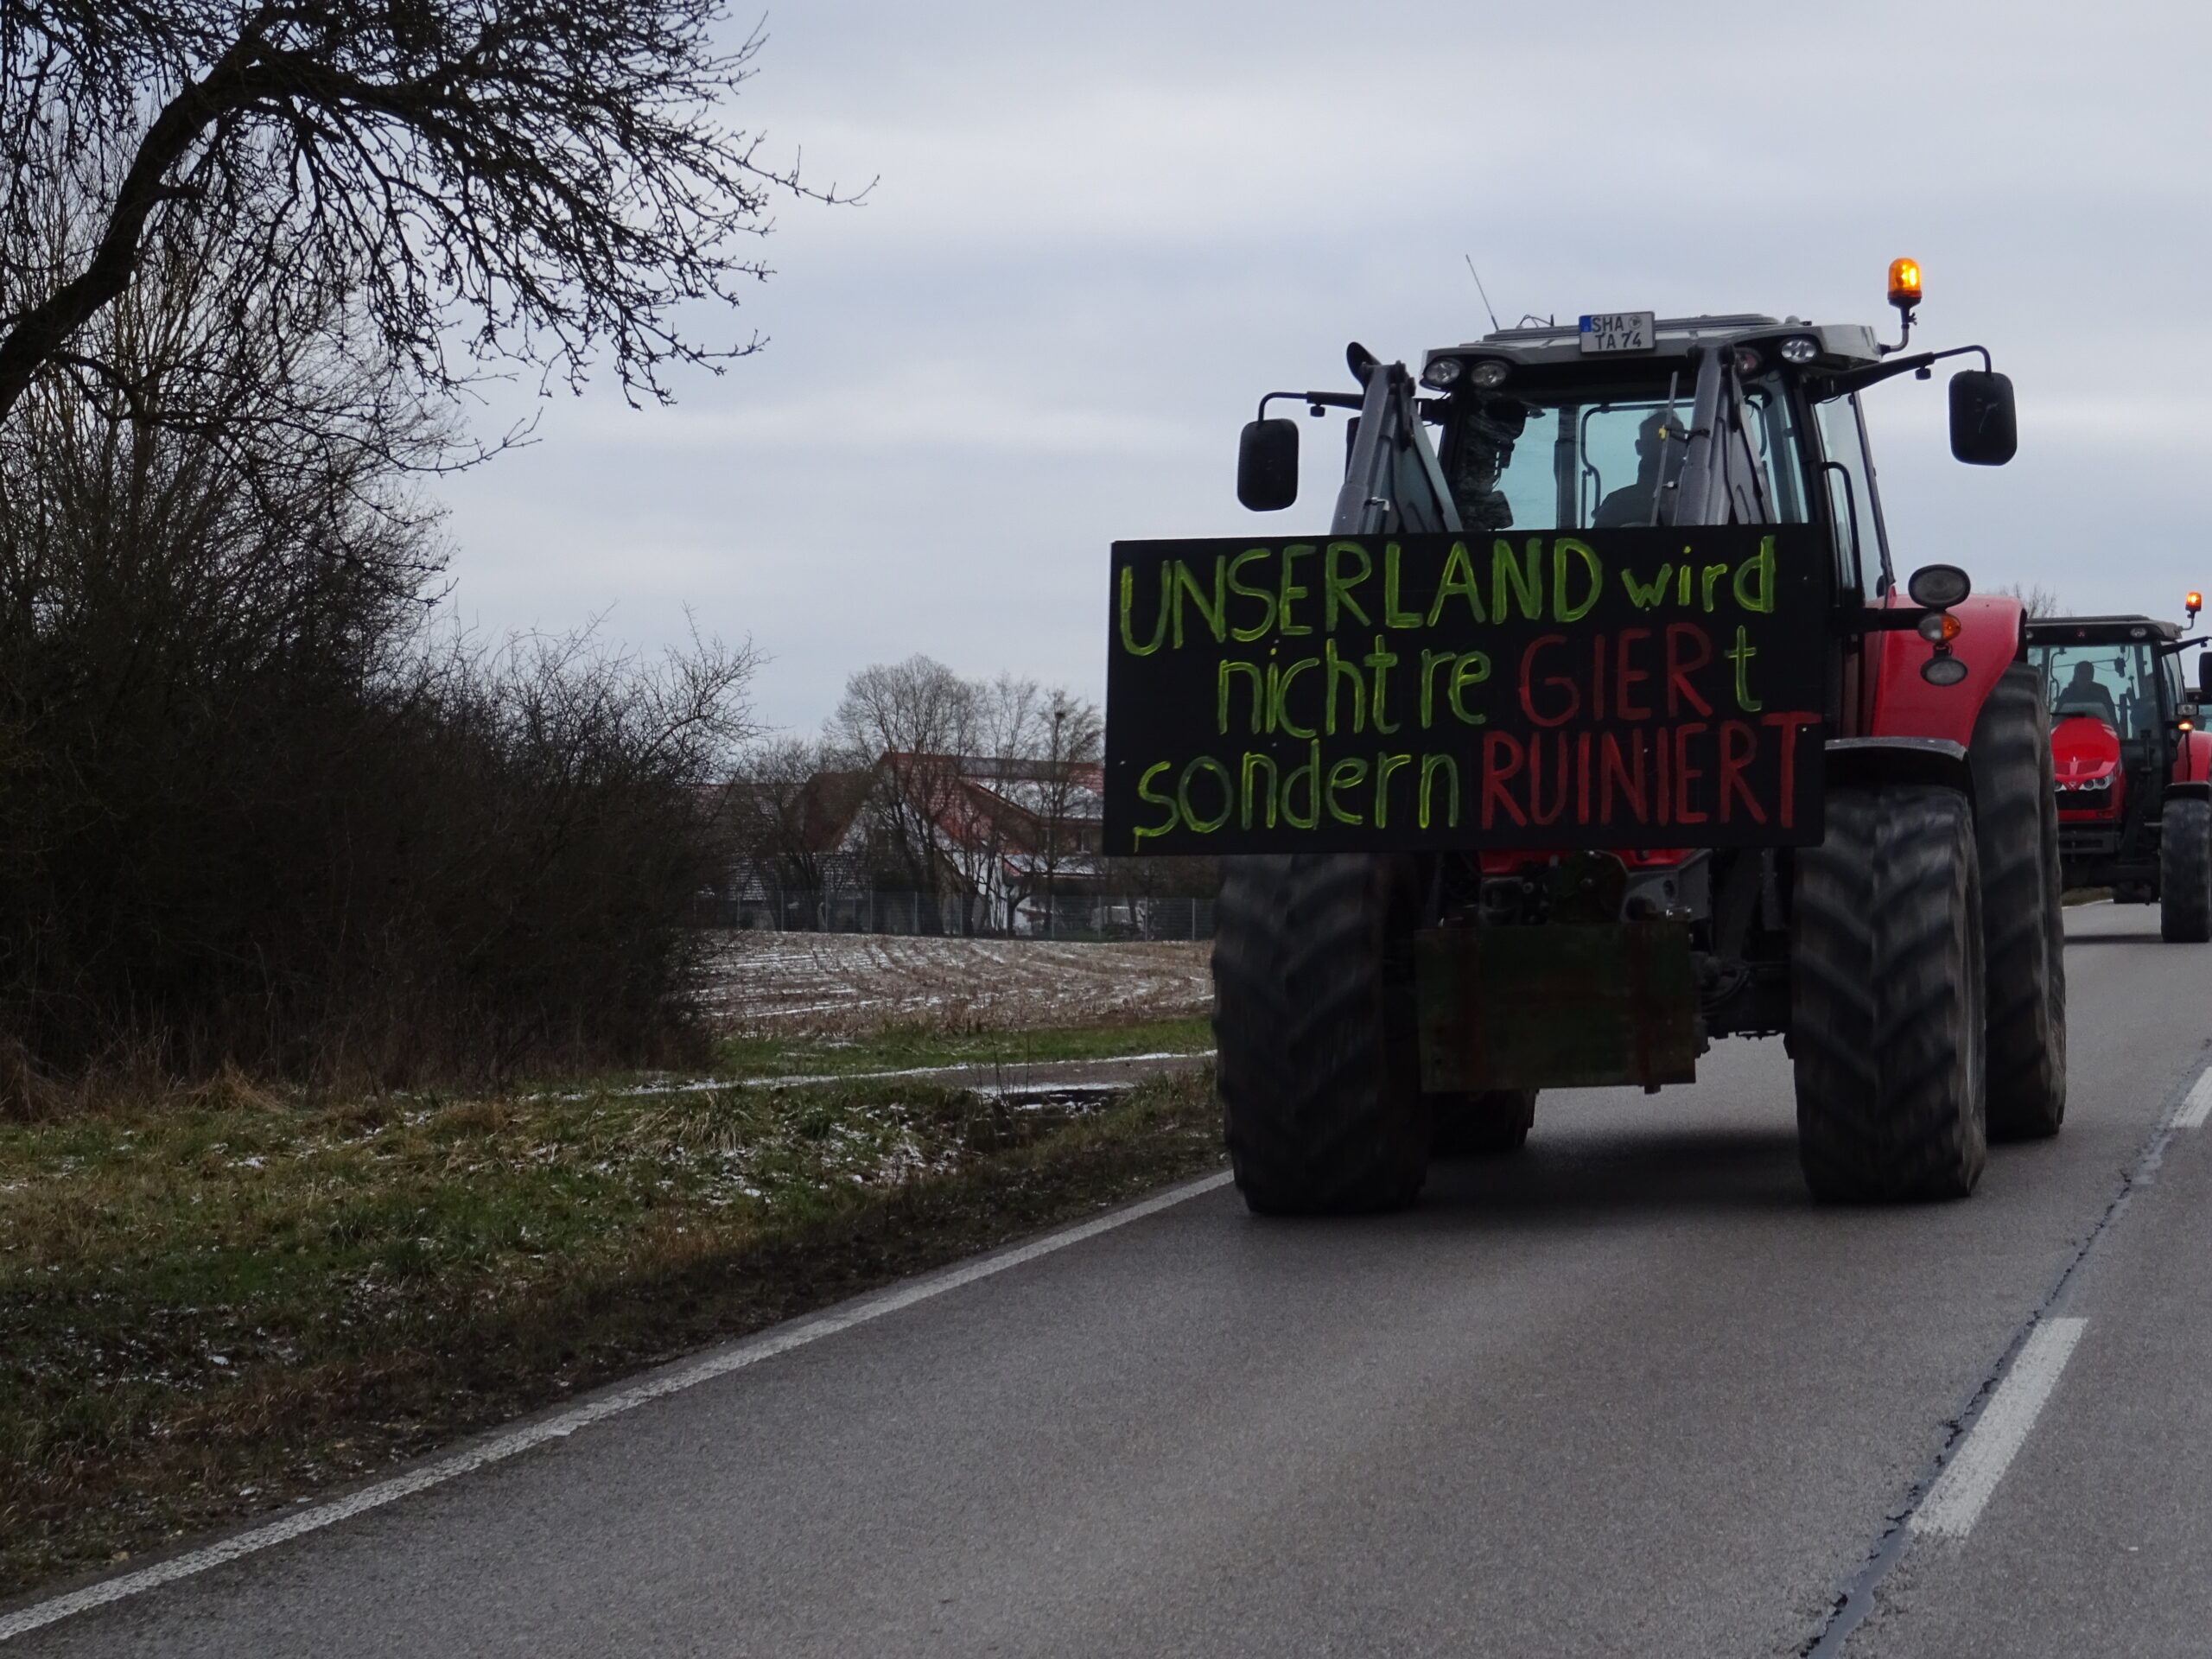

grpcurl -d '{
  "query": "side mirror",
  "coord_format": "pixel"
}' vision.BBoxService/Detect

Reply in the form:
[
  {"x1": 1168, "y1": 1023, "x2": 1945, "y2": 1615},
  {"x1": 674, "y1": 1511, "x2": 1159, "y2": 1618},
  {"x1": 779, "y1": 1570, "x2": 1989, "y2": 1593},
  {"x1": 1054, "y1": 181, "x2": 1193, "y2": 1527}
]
[
  {"x1": 2198, "y1": 653, "x2": 2212, "y2": 702},
  {"x1": 1949, "y1": 369, "x2": 2017, "y2": 466},
  {"x1": 1237, "y1": 417, "x2": 1300, "y2": 512}
]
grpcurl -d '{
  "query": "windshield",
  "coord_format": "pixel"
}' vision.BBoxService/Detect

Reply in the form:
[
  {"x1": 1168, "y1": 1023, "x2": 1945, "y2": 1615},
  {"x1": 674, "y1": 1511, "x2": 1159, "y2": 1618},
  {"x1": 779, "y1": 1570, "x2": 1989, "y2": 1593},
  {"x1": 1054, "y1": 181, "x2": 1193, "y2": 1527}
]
[
  {"x1": 1440, "y1": 379, "x2": 1811, "y2": 532},
  {"x1": 2034, "y1": 641, "x2": 2166, "y2": 739}
]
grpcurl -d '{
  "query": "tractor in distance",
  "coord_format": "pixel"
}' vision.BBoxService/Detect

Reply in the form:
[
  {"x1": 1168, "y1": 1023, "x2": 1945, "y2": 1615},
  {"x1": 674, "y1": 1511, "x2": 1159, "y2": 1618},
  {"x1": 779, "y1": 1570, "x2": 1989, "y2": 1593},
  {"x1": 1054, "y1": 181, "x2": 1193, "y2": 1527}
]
[
  {"x1": 1102, "y1": 259, "x2": 2067, "y2": 1211},
  {"x1": 2030, "y1": 598, "x2": 2212, "y2": 940}
]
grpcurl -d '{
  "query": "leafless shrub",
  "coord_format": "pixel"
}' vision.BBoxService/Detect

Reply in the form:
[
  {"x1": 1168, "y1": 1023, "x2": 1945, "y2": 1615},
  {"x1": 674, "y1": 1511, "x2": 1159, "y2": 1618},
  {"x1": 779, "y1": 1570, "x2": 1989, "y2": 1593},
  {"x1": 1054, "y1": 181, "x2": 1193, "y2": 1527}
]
[{"x1": 0, "y1": 189, "x2": 760, "y2": 1107}]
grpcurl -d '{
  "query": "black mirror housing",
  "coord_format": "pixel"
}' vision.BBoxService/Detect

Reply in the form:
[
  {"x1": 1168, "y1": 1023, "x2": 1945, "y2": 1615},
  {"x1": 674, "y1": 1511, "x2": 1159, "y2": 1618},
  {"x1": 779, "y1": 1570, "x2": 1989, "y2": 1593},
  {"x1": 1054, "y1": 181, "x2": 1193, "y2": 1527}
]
[
  {"x1": 1237, "y1": 417, "x2": 1300, "y2": 512},
  {"x1": 2197, "y1": 652, "x2": 2212, "y2": 703},
  {"x1": 1949, "y1": 369, "x2": 2017, "y2": 466}
]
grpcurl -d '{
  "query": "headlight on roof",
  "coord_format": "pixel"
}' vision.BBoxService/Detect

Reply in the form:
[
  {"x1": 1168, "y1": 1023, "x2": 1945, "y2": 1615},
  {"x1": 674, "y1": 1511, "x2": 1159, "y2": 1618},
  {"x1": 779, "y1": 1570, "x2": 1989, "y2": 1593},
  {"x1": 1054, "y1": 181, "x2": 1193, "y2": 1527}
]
[
  {"x1": 1732, "y1": 346, "x2": 1763, "y2": 377},
  {"x1": 1779, "y1": 335, "x2": 1818, "y2": 364},
  {"x1": 1468, "y1": 359, "x2": 1510, "y2": 389},
  {"x1": 1420, "y1": 357, "x2": 1463, "y2": 390}
]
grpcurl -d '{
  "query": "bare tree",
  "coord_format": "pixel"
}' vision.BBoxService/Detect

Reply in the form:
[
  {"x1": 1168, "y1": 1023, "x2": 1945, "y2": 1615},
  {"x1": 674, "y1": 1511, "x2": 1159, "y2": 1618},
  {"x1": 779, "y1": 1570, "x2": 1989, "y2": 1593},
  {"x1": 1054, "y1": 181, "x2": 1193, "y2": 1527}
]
[
  {"x1": 0, "y1": 1, "x2": 857, "y2": 431},
  {"x1": 941, "y1": 673, "x2": 1050, "y2": 930},
  {"x1": 826, "y1": 655, "x2": 978, "y2": 910},
  {"x1": 726, "y1": 734, "x2": 851, "y2": 918},
  {"x1": 1998, "y1": 582, "x2": 2064, "y2": 620},
  {"x1": 973, "y1": 672, "x2": 1046, "y2": 761},
  {"x1": 1022, "y1": 690, "x2": 1103, "y2": 936},
  {"x1": 818, "y1": 662, "x2": 1110, "y2": 936}
]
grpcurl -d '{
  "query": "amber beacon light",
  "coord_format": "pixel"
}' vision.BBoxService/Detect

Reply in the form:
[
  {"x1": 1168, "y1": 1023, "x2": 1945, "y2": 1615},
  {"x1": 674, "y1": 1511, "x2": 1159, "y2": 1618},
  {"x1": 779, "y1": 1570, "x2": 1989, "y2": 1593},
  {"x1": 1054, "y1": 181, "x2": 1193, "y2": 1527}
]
[{"x1": 1887, "y1": 257, "x2": 1923, "y2": 311}]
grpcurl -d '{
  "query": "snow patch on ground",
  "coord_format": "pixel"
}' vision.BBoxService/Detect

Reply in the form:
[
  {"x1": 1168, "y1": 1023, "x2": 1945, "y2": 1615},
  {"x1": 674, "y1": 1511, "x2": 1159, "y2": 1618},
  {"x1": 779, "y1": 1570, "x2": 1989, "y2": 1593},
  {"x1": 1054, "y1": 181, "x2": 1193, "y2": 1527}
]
[{"x1": 701, "y1": 933, "x2": 1212, "y2": 1035}]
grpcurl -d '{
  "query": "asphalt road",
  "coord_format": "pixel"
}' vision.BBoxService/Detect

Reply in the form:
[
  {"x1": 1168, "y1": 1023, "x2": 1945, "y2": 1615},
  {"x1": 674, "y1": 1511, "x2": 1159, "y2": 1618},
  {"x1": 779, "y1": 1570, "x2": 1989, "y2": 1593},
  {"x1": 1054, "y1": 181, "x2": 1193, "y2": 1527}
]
[{"x1": 10, "y1": 901, "x2": 2212, "y2": 1656}]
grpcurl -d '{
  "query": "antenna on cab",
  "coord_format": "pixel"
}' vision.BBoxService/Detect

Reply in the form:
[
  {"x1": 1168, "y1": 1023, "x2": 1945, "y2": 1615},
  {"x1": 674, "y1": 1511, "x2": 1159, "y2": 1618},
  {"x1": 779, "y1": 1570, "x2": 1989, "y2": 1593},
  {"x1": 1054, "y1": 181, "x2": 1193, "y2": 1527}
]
[{"x1": 1465, "y1": 256, "x2": 1503, "y2": 334}]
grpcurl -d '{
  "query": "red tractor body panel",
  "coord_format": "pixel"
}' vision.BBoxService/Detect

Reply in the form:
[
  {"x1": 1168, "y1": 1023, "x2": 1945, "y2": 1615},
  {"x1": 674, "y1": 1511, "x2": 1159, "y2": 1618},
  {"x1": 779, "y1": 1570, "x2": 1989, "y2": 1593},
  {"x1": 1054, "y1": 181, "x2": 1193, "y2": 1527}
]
[
  {"x1": 2052, "y1": 714, "x2": 2124, "y2": 823},
  {"x1": 1863, "y1": 594, "x2": 2025, "y2": 747},
  {"x1": 2173, "y1": 727, "x2": 2212, "y2": 785},
  {"x1": 1477, "y1": 847, "x2": 1691, "y2": 875}
]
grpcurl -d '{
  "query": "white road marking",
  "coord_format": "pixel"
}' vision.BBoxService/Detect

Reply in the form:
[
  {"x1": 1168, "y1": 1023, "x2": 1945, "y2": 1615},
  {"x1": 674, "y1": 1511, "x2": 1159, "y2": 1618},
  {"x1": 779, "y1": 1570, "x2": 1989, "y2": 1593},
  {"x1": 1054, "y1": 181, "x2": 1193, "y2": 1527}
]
[
  {"x1": 548, "y1": 1050, "x2": 1217, "y2": 1100},
  {"x1": 754, "y1": 1050, "x2": 1216, "y2": 1092},
  {"x1": 0, "y1": 1169, "x2": 1236, "y2": 1643},
  {"x1": 1911, "y1": 1316, "x2": 2088, "y2": 1541},
  {"x1": 2171, "y1": 1069, "x2": 2212, "y2": 1129}
]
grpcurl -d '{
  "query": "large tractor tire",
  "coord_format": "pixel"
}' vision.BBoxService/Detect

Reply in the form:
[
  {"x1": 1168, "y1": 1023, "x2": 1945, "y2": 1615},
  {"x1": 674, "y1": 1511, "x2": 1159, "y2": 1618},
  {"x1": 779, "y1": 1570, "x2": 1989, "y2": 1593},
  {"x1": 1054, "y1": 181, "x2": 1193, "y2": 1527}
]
[
  {"x1": 2160, "y1": 797, "x2": 2212, "y2": 942},
  {"x1": 1792, "y1": 785, "x2": 1987, "y2": 1202},
  {"x1": 1212, "y1": 853, "x2": 1428, "y2": 1213},
  {"x1": 1431, "y1": 1090, "x2": 1535, "y2": 1158},
  {"x1": 1971, "y1": 664, "x2": 2067, "y2": 1140}
]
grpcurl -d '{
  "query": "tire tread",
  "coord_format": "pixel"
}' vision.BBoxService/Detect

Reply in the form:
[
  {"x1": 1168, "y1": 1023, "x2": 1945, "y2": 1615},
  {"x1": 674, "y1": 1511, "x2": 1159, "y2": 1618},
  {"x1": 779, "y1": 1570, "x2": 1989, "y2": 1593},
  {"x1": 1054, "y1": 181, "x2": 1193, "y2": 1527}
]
[
  {"x1": 1212, "y1": 854, "x2": 1427, "y2": 1213},
  {"x1": 1793, "y1": 785, "x2": 1988, "y2": 1201},
  {"x1": 1972, "y1": 664, "x2": 2067, "y2": 1139}
]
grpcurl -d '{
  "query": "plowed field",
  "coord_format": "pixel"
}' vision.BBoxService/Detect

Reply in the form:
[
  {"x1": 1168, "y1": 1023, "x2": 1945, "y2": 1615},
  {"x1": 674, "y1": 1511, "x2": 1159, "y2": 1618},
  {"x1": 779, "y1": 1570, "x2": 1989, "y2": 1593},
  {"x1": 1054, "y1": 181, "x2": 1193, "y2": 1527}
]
[{"x1": 702, "y1": 933, "x2": 1213, "y2": 1035}]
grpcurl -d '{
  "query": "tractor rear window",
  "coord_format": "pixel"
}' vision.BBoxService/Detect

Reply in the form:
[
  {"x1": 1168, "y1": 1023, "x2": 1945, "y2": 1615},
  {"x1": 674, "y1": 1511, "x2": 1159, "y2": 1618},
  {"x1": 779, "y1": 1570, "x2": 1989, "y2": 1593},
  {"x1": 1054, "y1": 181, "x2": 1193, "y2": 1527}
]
[
  {"x1": 1443, "y1": 382, "x2": 1809, "y2": 533},
  {"x1": 2034, "y1": 642, "x2": 2163, "y2": 739}
]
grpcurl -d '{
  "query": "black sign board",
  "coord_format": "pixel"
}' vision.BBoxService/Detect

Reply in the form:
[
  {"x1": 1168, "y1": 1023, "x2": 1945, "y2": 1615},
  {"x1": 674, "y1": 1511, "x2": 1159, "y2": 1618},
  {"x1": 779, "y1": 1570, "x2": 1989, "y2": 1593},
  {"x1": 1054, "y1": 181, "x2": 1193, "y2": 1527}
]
[{"x1": 1104, "y1": 528, "x2": 1829, "y2": 855}]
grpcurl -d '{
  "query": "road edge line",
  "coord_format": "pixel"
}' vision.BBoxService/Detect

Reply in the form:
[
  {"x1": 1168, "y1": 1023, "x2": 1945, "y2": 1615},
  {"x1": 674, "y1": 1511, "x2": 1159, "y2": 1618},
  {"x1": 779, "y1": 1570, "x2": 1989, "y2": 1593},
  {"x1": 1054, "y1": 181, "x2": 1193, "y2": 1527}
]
[
  {"x1": 2171, "y1": 1067, "x2": 2212, "y2": 1129},
  {"x1": 1804, "y1": 1047, "x2": 2210, "y2": 1656},
  {"x1": 0, "y1": 1168, "x2": 1236, "y2": 1644},
  {"x1": 1909, "y1": 1316, "x2": 2087, "y2": 1539}
]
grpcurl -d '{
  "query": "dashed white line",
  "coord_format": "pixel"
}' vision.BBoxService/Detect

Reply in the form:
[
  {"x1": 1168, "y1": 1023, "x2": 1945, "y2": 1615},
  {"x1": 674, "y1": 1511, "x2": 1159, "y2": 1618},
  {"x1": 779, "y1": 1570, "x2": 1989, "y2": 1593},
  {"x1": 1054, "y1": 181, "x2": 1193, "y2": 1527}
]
[
  {"x1": 1911, "y1": 1317, "x2": 2088, "y2": 1540},
  {"x1": 2171, "y1": 1069, "x2": 2212, "y2": 1129},
  {"x1": 0, "y1": 1168, "x2": 1236, "y2": 1644}
]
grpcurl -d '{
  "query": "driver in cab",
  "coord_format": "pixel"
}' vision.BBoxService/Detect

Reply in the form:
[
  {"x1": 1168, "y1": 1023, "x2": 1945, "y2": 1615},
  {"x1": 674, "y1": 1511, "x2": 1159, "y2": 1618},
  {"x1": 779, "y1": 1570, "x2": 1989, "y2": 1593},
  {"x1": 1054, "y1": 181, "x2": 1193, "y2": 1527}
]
[
  {"x1": 2053, "y1": 660, "x2": 2121, "y2": 728},
  {"x1": 1594, "y1": 409, "x2": 1689, "y2": 528}
]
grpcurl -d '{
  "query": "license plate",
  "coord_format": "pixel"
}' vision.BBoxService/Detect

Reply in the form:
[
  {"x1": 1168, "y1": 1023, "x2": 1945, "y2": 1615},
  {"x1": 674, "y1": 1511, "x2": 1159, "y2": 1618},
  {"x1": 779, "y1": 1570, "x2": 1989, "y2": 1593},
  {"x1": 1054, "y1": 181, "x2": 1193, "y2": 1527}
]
[{"x1": 1580, "y1": 311, "x2": 1656, "y2": 353}]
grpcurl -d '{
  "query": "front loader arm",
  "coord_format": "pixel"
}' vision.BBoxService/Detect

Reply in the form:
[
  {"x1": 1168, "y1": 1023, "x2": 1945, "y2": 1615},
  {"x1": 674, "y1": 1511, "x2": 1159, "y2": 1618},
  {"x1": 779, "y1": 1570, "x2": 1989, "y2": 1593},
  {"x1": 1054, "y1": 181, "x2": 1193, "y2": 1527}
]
[
  {"x1": 1666, "y1": 346, "x2": 1772, "y2": 529},
  {"x1": 1331, "y1": 361, "x2": 1463, "y2": 537}
]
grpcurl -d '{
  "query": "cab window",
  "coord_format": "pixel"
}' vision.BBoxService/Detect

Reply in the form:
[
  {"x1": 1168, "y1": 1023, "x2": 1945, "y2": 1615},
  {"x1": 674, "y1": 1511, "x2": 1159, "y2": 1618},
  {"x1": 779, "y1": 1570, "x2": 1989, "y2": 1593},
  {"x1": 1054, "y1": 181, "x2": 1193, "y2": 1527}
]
[
  {"x1": 1812, "y1": 395, "x2": 1880, "y2": 601},
  {"x1": 1442, "y1": 384, "x2": 1810, "y2": 532},
  {"x1": 2035, "y1": 642, "x2": 2162, "y2": 740},
  {"x1": 1740, "y1": 382, "x2": 1810, "y2": 527}
]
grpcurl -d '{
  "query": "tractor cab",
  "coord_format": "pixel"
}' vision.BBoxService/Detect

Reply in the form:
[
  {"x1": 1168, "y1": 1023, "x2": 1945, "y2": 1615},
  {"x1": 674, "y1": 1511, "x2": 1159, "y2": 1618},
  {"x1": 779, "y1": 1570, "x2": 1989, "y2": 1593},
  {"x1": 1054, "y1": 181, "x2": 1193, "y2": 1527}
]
[{"x1": 2026, "y1": 607, "x2": 2212, "y2": 927}]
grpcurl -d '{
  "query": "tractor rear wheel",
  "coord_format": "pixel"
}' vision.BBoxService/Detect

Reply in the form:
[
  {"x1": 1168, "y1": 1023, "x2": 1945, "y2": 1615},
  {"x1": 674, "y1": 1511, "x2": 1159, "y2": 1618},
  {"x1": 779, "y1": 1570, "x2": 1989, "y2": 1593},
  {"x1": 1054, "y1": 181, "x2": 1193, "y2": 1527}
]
[
  {"x1": 1430, "y1": 1090, "x2": 1535, "y2": 1158},
  {"x1": 2160, "y1": 798, "x2": 2212, "y2": 941},
  {"x1": 1792, "y1": 785, "x2": 1987, "y2": 1202},
  {"x1": 1212, "y1": 853, "x2": 1429, "y2": 1213},
  {"x1": 1971, "y1": 664, "x2": 2067, "y2": 1140}
]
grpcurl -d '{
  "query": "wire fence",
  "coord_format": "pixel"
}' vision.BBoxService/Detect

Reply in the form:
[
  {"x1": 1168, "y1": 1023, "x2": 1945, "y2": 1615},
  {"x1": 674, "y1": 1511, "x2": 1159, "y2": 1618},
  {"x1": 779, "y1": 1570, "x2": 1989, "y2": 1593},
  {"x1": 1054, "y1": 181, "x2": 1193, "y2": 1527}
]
[{"x1": 696, "y1": 890, "x2": 1215, "y2": 942}]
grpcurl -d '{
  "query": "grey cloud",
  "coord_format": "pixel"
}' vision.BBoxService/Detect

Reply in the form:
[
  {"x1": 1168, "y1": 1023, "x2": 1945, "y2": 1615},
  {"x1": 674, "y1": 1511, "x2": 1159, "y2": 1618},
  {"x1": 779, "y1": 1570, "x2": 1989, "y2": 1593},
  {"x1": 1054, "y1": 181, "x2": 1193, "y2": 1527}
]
[{"x1": 435, "y1": 0, "x2": 2212, "y2": 731}]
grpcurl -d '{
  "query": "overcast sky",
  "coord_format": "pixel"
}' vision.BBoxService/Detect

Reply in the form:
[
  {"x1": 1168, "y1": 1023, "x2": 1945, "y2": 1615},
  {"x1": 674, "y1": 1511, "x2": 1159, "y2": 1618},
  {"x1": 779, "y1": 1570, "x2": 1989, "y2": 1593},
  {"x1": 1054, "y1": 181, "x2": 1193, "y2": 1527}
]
[{"x1": 433, "y1": 0, "x2": 2211, "y2": 735}]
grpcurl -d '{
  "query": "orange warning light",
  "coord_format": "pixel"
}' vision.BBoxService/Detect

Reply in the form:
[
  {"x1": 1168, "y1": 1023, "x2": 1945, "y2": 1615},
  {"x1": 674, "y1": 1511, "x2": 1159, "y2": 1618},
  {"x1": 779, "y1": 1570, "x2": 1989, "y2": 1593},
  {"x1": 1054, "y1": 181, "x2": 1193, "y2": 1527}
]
[
  {"x1": 2189, "y1": 591, "x2": 2202, "y2": 615},
  {"x1": 1887, "y1": 257, "x2": 1923, "y2": 311}
]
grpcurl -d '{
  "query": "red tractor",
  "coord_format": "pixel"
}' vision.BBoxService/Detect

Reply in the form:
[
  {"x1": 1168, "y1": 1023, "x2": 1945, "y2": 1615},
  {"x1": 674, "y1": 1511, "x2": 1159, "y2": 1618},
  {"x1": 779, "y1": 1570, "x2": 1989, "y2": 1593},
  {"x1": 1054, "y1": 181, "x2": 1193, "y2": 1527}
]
[
  {"x1": 2030, "y1": 602, "x2": 2212, "y2": 939},
  {"x1": 1104, "y1": 262, "x2": 2065, "y2": 1209}
]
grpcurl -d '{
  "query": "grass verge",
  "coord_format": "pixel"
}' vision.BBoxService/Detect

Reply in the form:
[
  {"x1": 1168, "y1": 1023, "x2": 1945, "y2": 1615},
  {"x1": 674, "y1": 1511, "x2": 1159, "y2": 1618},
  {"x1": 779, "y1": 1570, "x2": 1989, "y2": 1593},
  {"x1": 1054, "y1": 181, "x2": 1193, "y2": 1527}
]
[{"x1": 0, "y1": 1065, "x2": 1224, "y2": 1601}]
